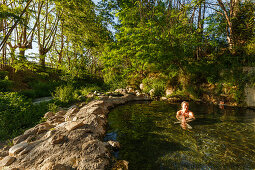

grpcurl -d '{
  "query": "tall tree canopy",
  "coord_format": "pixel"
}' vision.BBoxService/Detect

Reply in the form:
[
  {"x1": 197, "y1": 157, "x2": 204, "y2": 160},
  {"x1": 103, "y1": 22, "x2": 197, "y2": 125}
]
[{"x1": 0, "y1": 0, "x2": 254, "y2": 86}]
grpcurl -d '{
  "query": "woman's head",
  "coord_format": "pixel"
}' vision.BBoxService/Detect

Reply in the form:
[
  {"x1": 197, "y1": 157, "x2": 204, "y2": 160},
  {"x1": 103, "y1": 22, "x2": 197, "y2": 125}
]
[{"x1": 181, "y1": 101, "x2": 189, "y2": 110}]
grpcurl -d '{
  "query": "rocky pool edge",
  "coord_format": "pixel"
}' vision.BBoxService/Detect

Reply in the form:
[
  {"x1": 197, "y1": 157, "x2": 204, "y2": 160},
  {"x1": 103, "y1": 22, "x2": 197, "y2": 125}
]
[{"x1": 0, "y1": 92, "x2": 151, "y2": 169}]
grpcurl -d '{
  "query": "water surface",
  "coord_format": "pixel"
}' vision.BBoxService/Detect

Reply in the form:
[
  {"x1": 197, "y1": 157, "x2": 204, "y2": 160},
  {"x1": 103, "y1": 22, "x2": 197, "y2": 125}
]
[{"x1": 106, "y1": 101, "x2": 255, "y2": 169}]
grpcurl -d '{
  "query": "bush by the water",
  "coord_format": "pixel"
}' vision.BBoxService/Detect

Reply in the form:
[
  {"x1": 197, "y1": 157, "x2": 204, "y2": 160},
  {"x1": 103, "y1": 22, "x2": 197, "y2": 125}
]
[
  {"x1": 52, "y1": 85, "x2": 77, "y2": 104},
  {"x1": 0, "y1": 92, "x2": 49, "y2": 140},
  {"x1": 142, "y1": 77, "x2": 166, "y2": 97},
  {"x1": 52, "y1": 84, "x2": 104, "y2": 105}
]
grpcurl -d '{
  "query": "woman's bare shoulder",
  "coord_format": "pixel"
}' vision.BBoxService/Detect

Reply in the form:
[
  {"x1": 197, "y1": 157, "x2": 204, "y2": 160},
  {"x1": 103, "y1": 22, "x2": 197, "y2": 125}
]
[{"x1": 176, "y1": 110, "x2": 182, "y2": 114}]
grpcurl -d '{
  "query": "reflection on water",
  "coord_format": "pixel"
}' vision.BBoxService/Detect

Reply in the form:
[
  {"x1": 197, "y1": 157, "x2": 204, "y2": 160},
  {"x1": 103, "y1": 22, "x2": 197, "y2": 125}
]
[{"x1": 106, "y1": 101, "x2": 255, "y2": 169}]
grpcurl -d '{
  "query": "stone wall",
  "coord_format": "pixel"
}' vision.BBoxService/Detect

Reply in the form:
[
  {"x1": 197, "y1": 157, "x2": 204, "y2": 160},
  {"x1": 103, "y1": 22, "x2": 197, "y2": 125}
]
[
  {"x1": 245, "y1": 86, "x2": 255, "y2": 107},
  {"x1": 243, "y1": 67, "x2": 255, "y2": 107},
  {"x1": 0, "y1": 92, "x2": 150, "y2": 169}
]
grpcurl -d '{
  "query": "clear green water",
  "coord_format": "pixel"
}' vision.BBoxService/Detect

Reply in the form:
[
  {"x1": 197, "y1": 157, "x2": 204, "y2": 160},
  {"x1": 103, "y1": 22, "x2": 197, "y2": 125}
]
[{"x1": 106, "y1": 101, "x2": 255, "y2": 169}]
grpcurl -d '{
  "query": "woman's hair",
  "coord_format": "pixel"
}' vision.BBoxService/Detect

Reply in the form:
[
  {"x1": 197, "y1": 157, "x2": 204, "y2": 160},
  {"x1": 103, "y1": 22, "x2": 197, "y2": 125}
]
[{"x1": 181, "y1": 101, "x2": 189, "y2": 107}]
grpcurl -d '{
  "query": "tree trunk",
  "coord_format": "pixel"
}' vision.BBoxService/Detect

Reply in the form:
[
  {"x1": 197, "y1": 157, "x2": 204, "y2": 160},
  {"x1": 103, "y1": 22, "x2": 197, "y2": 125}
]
[
  {"x1": 19, "y1": 48, "x2": 26, "y2": 61},
  {"x1": 217, "y1": 0, "x2": 240, "y2": 52},
  {"x1": 39, "y1": 54, "x2": 46, "y2": 68},
  {"x1": 2, "y1": 18, "x2": 7, "y2": 64},
  {"x1": 10, "y1": 48, "x2": 16, "y2": 64}
]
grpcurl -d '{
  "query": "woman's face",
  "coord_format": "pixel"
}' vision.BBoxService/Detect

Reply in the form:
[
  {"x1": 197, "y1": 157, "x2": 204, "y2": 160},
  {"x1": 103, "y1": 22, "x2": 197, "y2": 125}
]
[{"x1": 182, "y1": 103, "x2": 189, "y2": 111}]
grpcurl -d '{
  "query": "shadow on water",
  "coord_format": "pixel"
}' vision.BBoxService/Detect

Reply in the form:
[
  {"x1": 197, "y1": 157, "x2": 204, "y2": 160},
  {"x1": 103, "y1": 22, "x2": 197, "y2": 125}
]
[
  {"x1": 191, "y1": 117, "x2": 221, "y2": 126},
  {"x1": 106, "y1": 101, "x2": 255, "y2": 169}
]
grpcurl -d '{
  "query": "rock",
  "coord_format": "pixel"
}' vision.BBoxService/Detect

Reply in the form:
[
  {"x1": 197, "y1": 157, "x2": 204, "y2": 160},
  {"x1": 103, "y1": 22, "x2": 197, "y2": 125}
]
[
  {"x1": 0, "y1": 150, "x2": 8, "y2": 158},
  {"x1": 115, "y1": 88, "x2": 127, "y2": 94},
  {"x1": 139, "y1": 83, "x2": 144, "y2": 91},
  {"x1": 86, "y1": 106, "x2": 108, "y2": 116},
  {"x1": 23, "y1": 126, "x2": 38, "y2": 136},
  {"x1": 40, "y1": 161, "x2": 54, "y2": 170},
  {"x1": 112, "y1": 160, "x2": 129, "y2": 170},
  {"x1": 44, "y1": 111, "x2": 54, "y2": 119},
  {"x1": 0, "y1": 156, "x2": 16, "y2": 166},
  {"x1": 25, "y1": 135, "x2": 37, "y2": 143},
  {"x1": 126, "y1": 86, "x2": 135, "y2": 93},
  {"x1": 82, "y1": 140, "x2": 98, "y2": 151},
  {"x1": 53, "y1": 164, "x2": 72, "y2": 170},
  {"x1": 160, "y1": 97, "x2": 168, "y2": 101},
  {"x1": 107, "y1": 141, "x2": 120, "y2": 150},
  {"x1": 106, "y1": 92, "x2": 123, "y2": 97},
  {"x1": 50, "y1": 134, "x2": 66, "y2": 144},
  {"x1": 135, "y1": 90, "x2": 141, "y2": 96},
  {"x1": 72, "y1": 117, "x2": 77, "y2": 121},
  {"x1": 64, "y1": 106, "x2": 79, "y2": 121},
  {"x1": 9, "y1": 142, "x2": 29, "y2": 156},
  {"x1": 54, "y1": 122, "x2": 68, "y2": 131},
  {"x1": 47, "y1": 115, "x2": 65, "y2": 126},
  {"x1": 82, "y1": 114, "x2": 97, "y2": 126},
  {"x1": 166, "y1": 88, "x2": 174, "y2": 96},
  {"x1": 18, "y1": 144, "x2": 33, "y2": 156},
  {"x1": 149, "y1": 89, "x2": 155, "y2": 96},
  {"x1": 37, "y1": 122, "x2": 54, "y2": 134},
  {"x1": 55, "y1": 110, "x2": 67, "y2": 117},
  {"x1": 44, "y1": 129, "x2": 56, "y2": 139},
  {"x1": 65, "y1": 121, "x2": 84, "y2": 131},
  {"x1": 13, "y1": 134, "x2": 30, "y2": 145}
]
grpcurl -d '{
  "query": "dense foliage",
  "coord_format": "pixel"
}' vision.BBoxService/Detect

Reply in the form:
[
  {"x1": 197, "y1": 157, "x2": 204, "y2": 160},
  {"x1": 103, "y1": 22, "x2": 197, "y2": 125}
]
[
  {"x1": 0, "y1": 92, "x2": 49, "y2": 140},
  {"x1": 99, "y1": 0, "x2": 254, "y2": 102},
  {"x1": 0, "y1": 0, "x2": 254, "y2": 140}
]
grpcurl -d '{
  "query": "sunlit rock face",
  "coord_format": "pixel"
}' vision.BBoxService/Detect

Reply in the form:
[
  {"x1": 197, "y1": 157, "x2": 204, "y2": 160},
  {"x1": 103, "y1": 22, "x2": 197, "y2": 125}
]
[
  {"x1": 245, "y1": 86, "x2": 255, "y2": 107},
  {"x1": 243, "y1": 67, "x2": 255, "y2": 107},
  {"x1": 0, "y1": 91, "x2": 151, "y2": 169}
]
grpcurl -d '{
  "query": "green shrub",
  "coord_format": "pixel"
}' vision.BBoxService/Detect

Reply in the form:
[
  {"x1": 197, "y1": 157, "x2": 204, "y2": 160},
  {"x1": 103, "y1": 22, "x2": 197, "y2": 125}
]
[
  {"x1": 52, "y1": 85, "x2": 76, "y2": 104},
  {"x1": 80, "y1": 85, "x2": 103, "y2": 96},
  {"x1": 19, "y1": 89, "x2": 36, "y2": 98},
  {"x1": 0, "y1": 79, "x2": 13, "y2": 92},
  {"x1": 152, "y1": 83, "x2": 165, "y2": 97},
  {"x1": 48, "y1": 102, "x2": 59, "y2": 113},
  {"x1": 0, "y1": 92, "x2": 49, "y2": 140},
  {"x1": 29, "y1": 81, "x2": 61, "y2": 98},
  {"x1": 142, "y1": 77, "x2": 166, "y2": 97},
  {"x1": 142, "y1": 78, "x2": 155, "y2": 94},
  {"x1": 38, "y1": 72, "x2": 49, "y2": 79},
  {"x1": 0, "y1": 71, "x2": 8, "y2": 80}
]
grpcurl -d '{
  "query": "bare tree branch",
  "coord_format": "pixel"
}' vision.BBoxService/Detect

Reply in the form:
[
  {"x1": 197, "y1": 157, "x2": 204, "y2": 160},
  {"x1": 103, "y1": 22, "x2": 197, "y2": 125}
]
[{"x1": 0, "y1": 0, "x2": 32, "y2": 51}]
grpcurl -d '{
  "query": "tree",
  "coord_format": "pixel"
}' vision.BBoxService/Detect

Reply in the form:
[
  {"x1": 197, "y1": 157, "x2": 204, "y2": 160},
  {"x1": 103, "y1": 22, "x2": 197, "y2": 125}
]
[
  {"x1": 37, "y1": 0, "x2": 60, "y2": 68},
  {"x1": 0, "y1": 0, "x2": 32, "y2": 53}
]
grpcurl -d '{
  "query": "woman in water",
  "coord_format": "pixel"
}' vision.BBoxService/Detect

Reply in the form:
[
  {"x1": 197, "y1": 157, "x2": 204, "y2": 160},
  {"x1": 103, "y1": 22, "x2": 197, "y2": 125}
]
[{"x1": 176, "y1": 101, "x2": 195, "y2": 129}]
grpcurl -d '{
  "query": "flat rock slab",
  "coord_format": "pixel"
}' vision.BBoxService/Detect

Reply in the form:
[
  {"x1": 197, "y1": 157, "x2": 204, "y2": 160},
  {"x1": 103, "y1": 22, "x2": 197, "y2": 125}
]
[
  {"x1": 9, "y1": 142, "x2": 29, "y2": 156},
  {"x1": 50, "y1": 134, "x2": 66, "y2": 144},
  {"x1": 0, "y1": 156, "x2": 16, "y2": 166},
  {"x1": 65, "y1": 121, "x2": 84, "y2": 131}
]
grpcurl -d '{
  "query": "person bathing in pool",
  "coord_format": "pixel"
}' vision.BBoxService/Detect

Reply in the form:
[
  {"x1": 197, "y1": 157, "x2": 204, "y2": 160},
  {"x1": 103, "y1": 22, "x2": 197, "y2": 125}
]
[{"x1": 176, "y1": 101, "x2": 195, "y2": 129}]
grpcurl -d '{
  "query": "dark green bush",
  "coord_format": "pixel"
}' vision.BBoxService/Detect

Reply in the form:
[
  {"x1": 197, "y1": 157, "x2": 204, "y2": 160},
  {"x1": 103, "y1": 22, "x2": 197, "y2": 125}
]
[
  {"x1": 142, "y1": 77, "x2": 166, "y2": 97},
  {"x1": 29, "y1": 81, "x2": 61, "y2": 98},
  {"x1": 0, "y1": 92, "x2": 49, "y2": 140},
  {"x1": 52, "y1": 85, "x2": 78, "y2": 104},
  {"x1": 19, "y1": 89, "x2": 36, "y2": 99},
  {"x1": 0, "y1": 79, "x2": 13, "y2": 92},
  {"x1": 0, "y1": 71, "x2": 8, "y2": 80}
]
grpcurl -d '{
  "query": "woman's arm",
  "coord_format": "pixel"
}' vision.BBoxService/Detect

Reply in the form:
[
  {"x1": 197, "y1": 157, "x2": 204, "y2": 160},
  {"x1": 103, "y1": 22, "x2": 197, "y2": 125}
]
[
  {"x1": 185, "y1": 111, "x2": 195, "y2": 122},
  {"x1": 176, "y1": 111, "x2": 181, "y2": 120}
]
